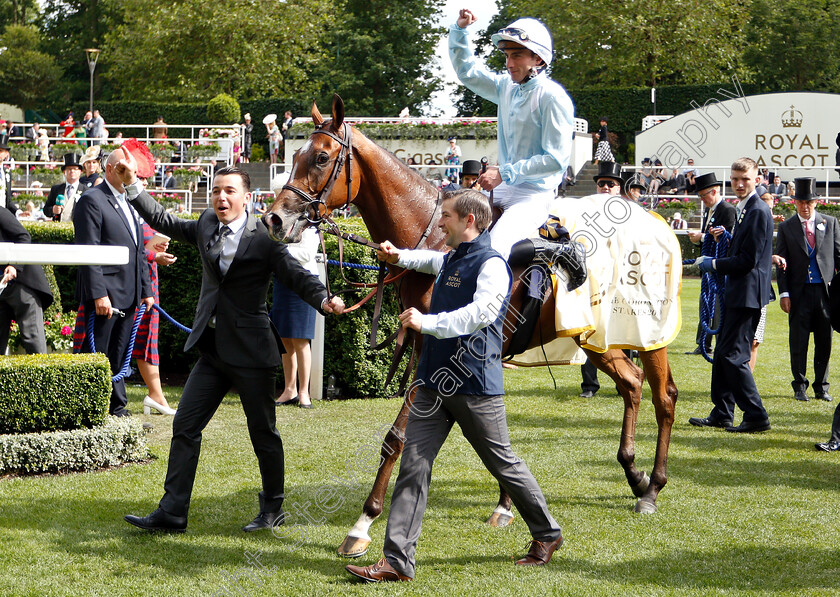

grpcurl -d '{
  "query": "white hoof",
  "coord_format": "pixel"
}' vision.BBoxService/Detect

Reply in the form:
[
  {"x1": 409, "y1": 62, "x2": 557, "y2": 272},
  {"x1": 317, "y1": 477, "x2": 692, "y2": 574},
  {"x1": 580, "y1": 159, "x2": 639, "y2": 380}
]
[
  {"x1": 633, "y1": 499, "x2": 657, "y2": 514},
  {"x1": 485, "y1": 506, "x2": 515, "y2": 527},
  {"x1": 338, "y1": 535, "x2": 371, "y2": 558}
]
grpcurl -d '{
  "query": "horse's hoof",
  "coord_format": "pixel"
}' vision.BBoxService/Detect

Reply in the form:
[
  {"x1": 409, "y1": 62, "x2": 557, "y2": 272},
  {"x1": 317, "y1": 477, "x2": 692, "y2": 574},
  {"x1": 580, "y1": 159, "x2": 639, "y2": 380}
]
[
  {"x1": 631, "y1": 472, "x2": 650, "y2": 498},
  {"x1": 337, "y1": 535, "x2": 371, "y2": 558},
  {"x1": 633, "y1": 499, "x2": 657, "y2": 514},
  {"x1": 485, "y1": 509, "x2": 514, "y2": 527}
]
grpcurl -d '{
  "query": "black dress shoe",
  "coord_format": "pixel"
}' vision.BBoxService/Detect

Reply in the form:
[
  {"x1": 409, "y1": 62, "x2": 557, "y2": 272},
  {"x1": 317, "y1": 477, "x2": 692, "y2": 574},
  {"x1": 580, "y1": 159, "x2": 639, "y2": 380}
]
[
  {"x1": 689, "y1": 416, "x2": 732, "y2": 428},
  {"x1": 815, "y1": 440, "x2": 840, "y2": 452},
  {"x1": 124, "y1": 508, "x2": 187, "y2": 532},
  {"x1": 275, "y1": 396, "x2": 299, "y2": 406},
  {"x1": 684, "y1": 346, "x2": 704, "y2": 355},
  {"x1": 794, "y1": 390, "x2": 809, "y2": 401},
  {"x1": 243, "y1": 510, "x2": 285, "y2": 532},
  {"x1": 578, "y1": 390, "x2": 595, "y2": 398},
  {"x1": 815, "y1": 393, "x2": 833, "y2": 402},
  {"x1": 726, "y1": 419, "x2": 771, "y2": 433}
]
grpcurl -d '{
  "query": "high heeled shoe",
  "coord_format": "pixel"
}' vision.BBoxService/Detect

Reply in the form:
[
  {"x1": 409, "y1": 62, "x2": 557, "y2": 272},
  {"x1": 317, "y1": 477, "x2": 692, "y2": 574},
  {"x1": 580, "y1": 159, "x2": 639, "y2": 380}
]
[{"x1": 143, "y1": 396, "x2": 176, "y2": 416}]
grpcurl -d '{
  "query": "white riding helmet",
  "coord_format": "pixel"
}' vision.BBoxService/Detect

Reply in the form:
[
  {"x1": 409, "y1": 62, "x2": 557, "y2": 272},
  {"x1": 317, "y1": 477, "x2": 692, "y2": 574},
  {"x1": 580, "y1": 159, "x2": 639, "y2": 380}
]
[{"x1": 491, "y1": 18, "x2": 553, "y2": 68}]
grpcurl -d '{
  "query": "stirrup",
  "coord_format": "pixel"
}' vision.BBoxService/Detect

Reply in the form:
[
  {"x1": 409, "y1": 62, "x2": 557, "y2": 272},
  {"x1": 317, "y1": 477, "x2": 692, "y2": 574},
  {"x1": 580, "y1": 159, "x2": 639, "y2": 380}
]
[{"x1": 530, "y1": 237, "x2": 588, "y2": 291}]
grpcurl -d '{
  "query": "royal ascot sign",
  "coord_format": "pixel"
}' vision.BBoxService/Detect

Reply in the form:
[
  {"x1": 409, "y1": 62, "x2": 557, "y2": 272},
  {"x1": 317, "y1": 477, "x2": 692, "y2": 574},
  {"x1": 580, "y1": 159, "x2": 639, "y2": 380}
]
[{"x1": 635, "y1": 90, "x2": 840, "y2": 179}]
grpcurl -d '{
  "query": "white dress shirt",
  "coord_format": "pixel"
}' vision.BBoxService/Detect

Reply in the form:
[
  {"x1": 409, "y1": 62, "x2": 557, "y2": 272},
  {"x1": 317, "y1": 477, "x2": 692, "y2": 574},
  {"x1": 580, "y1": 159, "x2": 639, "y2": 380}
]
[{"x1": 396, "y1": 246, "x2": 511, "y2": 339}]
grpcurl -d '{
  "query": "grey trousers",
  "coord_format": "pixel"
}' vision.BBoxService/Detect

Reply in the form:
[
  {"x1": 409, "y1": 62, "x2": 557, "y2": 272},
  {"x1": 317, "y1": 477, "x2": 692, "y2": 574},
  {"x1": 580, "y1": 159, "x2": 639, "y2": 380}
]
[
  {"x1": 382, "y1": 387, "x2": 562, "y2": 579},
  {"x1": 0, "y1": 282, "x2": 46, "y2": 354}
]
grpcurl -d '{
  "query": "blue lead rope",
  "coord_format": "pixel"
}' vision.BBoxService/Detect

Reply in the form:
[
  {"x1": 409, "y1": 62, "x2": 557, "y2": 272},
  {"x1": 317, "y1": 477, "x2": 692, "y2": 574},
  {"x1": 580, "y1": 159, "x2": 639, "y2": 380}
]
[
  {"x1": 683, "y1": 231, "x2": 731, "y2": 363},
  {"x1": 87, "y1": 303, "x2": 147, "y2": 383}
]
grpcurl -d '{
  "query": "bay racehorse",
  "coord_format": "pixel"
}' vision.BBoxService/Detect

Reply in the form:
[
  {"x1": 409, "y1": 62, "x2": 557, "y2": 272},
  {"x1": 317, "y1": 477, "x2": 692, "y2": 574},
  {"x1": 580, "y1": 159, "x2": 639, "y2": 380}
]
[{"x1": 265, "y1": 95, "x2": 678, "y2": 558}]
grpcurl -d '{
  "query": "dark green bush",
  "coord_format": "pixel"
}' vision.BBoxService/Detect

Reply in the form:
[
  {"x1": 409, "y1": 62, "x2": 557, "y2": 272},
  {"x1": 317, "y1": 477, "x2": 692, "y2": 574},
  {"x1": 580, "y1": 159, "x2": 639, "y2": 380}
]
[
  {"x1": 207, "y1": 93, "x2": 241, "y2": 124},
  {"x1": 0, "y1": 354, "x2": 111, "y2": 434}
]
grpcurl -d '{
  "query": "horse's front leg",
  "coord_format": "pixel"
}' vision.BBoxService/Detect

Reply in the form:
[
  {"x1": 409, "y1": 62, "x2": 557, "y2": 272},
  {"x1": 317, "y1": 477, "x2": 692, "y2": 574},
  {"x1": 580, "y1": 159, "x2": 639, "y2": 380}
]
[
  {"x1": 634, "y1": 348, "x2": 677, "y2": 514},
  {"x1": 337, "y1": 395, "x2": 411, "y2": 558}
]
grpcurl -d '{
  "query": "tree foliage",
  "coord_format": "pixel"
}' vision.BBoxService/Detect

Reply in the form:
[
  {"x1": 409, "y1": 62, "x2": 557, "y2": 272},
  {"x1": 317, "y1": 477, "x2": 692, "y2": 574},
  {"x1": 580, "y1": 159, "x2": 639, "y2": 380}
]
[
  {"x1": 744, "y1": 0, "x2": 840, "y2": 91},
  {"x1": 0, "y1": 25, "x2": 62, "y2": 109},
  {"x1": 313, "y1": 0, "x2": 444, "y2": 115},
  {"x1": 101, "y1": 0, "x2": 331, "y2": 102}
]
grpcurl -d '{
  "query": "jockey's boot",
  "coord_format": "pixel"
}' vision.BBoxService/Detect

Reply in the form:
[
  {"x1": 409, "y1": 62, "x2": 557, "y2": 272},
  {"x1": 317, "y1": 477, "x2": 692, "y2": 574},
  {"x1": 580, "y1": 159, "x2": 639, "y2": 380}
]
[{"x1": 509, "y1": 238, "x2": 588, "y2": 292}]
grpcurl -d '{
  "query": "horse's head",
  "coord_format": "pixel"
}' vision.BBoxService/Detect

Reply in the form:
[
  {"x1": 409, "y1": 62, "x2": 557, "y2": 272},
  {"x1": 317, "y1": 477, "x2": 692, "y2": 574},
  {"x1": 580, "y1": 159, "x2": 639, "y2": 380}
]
[{"x1": 264, "y1": 94, "x2": 359, "y2": 243}]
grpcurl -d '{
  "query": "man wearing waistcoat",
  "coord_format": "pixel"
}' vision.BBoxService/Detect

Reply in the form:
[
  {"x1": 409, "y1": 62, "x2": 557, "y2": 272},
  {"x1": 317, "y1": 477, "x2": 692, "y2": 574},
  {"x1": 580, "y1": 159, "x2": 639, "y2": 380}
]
[
  {"x1": 776, "y1": 177, "x2": 840, "y2": 402},
  {"x1": 345, "y1": 189, "x2": 563, "y2": 583}
]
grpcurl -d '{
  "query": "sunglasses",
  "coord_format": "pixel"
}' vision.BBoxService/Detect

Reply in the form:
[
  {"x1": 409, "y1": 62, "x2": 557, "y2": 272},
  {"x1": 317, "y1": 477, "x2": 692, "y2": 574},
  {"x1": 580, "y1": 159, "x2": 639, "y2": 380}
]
[{"x1": 596, "y1": 180, "x2": 618, "y2": 189}]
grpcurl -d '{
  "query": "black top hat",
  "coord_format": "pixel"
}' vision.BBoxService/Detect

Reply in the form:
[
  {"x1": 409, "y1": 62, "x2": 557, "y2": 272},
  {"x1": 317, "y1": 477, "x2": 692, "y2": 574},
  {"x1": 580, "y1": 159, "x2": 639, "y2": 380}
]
[
  {"x1": 642, "y1": 157, "x2": 652, "y2": 164},
  {"x1": 0, "y1": 141, "x2": 9, "y2": 152},
  {"x1": 461, "y1": 160, "x2": 481, "y2": 177},
  {"x1": 622, "y1": 171, "x2": 646, "y2": 190},
  {"x1": 792, "y1": 177, "x2": 818, "y2": 201},
  {"x1": 61, "y1": 152, "x2": 81, "y2": 170},
  {"x1": 694, "y1": 172, "x2": 722, "y2": 193},
  {"x1": 593, "y1": 161, "x2": 622, "y2": 183}
]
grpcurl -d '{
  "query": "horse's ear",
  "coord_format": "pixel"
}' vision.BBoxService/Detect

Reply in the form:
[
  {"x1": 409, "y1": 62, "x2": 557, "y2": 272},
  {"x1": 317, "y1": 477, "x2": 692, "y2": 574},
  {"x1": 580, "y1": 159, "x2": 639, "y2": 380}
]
[
  {"x1": 331, "y1": 94, "x2": 345, "y2": 130},
  {"x1": 312, "y1": 101, "x2": 324, "y2": 126}
]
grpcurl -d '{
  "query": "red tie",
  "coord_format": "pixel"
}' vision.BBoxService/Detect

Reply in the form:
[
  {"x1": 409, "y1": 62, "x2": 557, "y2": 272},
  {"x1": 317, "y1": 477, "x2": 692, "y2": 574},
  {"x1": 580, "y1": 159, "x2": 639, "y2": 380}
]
[{"x1": 805, "y1": 222, "x2": 815, "y2": 249}]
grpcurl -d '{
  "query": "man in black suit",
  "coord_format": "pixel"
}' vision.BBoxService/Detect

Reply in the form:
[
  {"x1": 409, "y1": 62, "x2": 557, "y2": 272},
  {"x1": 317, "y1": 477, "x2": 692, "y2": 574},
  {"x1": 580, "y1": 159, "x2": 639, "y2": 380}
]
[
  {"x1": 0, "y1": 142, "x2": 19, "y2": 216},
  {"x1": 776, "y1": 177, "x2": 840, "y2": 402},
  {"x1": 689, "y1": 157, "x2": 773, "y2": 433},
  {"x1": 43, "y1": 153, "x2": 84, "y2": 222},
  {"x1": 162, "y1": 168, "x2": 176, "y2": 190},
  {"x1": 685, "y1": 173, "x2": 737, "y2": 355},
  {"x1": 74, "y1": 150, "x2": 153, "y2": 417},
  {"x1": 119, "y1": 152, "x2": 345, "y2": 533},
  {"x1": 0, "y1": 207, "x2": 53, "y2": 354}
]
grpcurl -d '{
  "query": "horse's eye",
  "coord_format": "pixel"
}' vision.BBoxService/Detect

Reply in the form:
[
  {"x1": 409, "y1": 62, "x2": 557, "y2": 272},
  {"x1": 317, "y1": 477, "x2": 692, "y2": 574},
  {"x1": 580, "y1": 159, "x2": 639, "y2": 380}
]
[{"x1": 316, "y1": 153, "x2": 329, "y2": 165}]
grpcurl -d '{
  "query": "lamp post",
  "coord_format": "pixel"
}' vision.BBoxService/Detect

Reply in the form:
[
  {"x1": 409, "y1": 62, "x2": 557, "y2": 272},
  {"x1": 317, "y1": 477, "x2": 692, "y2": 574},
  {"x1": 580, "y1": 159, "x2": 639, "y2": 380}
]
[{"x1": 85, "y1": 48, "x2": 101, "y2": 114}]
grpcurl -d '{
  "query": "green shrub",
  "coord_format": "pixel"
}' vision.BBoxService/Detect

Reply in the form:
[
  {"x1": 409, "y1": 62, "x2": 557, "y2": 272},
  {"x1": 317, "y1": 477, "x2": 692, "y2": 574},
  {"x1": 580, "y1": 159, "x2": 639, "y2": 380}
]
[
  {"x1": 0, "y1": 416, "x2": 148, "y2": 476},
  {"x1": 207, "y1": 93, "x2": 241, "y2": 125},
  {"x1": 0, "y1": 354, "x2": 111, "y2": 434},
  {"x1": 315, "y1": 219, "x2": 407, "y2": 399},
  {"x1": 250, "y1": 144, "x2": 267, "y2": 162}
]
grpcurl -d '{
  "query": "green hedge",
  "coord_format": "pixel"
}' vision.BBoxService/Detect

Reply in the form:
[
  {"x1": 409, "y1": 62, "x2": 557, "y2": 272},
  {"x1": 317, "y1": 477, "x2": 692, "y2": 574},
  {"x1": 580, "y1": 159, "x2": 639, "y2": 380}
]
[
  {"x1": 0, "y1": 354, "x2": 111, "y2": 434},
  {"x1": 0, "y1": 416, "x2": 148, "y2": 476}
]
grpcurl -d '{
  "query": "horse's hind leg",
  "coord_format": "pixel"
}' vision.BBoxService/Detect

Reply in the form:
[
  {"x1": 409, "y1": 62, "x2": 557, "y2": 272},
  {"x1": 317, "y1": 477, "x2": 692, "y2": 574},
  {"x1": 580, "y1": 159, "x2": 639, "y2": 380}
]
[
  {"x1": 634, "y1": 348, "x2": 677, "y2": 514},
  {"x1": 585, "y1": 348, "x2": 650, "y2": 498},
  {"x1": 337, "y1": 395, "x2": 411, "y2": 558}
]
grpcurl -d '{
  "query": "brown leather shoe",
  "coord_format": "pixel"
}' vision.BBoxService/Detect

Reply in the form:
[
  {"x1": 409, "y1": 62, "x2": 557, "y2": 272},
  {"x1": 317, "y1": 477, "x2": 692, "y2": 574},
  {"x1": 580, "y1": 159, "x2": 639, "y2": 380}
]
[
  {"x1": 515, "y1": 536, "x2": 564, "y2": 566},
  {"x1": 346, "y1": 557, "x2": 412, "y2": 582}
]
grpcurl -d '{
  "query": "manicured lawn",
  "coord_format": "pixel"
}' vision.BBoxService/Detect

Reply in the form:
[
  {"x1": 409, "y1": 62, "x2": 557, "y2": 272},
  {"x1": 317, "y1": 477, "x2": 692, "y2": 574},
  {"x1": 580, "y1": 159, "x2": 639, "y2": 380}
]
[{"x1": 1, "y1": 278, "x2": 838, "y2": 596}]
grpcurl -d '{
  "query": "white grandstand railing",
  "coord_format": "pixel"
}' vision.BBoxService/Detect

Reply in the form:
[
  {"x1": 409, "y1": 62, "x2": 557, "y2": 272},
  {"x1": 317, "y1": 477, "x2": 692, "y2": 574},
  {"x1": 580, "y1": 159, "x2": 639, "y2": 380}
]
[{"x1": 269, "y1": 162, "x2": 469, "y2": 189}]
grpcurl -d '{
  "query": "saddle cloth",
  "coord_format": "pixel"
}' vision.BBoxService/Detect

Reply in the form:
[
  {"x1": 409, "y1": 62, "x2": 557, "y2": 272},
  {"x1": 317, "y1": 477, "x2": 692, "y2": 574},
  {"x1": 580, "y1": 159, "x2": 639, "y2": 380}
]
[{"x1": 509, "y1": 194, "x2": 682, "y2": 366}]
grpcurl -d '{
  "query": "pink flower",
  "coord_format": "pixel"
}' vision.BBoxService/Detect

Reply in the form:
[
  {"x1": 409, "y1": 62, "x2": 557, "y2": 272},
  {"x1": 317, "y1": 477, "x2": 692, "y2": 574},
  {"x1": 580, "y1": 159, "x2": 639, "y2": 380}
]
[{"x1": 61, "y1": 326, "x2": 72, "y2": 336}]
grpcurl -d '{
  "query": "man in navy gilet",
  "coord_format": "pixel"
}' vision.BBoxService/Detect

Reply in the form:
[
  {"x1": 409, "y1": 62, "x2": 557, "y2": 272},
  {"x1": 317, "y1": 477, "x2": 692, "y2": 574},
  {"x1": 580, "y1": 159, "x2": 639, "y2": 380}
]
[{"x1": 345, "y1": 189, "x2": 564, "y2": 583}]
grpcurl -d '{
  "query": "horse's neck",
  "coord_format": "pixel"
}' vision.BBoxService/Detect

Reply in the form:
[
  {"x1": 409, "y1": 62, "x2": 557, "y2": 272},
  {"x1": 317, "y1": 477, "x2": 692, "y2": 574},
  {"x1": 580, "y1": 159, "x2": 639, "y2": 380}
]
[{"x1": 352, "y1": 135, "x2": 442, "y2": 250}]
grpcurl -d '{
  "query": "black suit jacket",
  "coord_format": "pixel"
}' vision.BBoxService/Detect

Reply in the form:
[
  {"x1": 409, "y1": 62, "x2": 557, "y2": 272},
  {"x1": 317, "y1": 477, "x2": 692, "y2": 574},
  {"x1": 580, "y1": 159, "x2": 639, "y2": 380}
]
[
  {"x1": 715, "y1": 193, "x2": 774, "y2": 309},
  {"x1": 0, "y1": 207, "x2": 53, "y2": 308},
  {"x1": 73, "y1": 182, "x2": 152, "y2": 309},
  {"x1": 2, "y1": 167, "x2": 18, "y2": 216},
  {"x1": 44, "y1": 181, "x2": 82, "y2": 222},
  {"x1": 701, "y1": 199, "x2": 737, "y2": 235},
  {"x1": 776, "y1": 212, "x2": 840, "y2": 306},
  {"x1": 129, "y1": 189, "x2": 328, "y2": 368}
]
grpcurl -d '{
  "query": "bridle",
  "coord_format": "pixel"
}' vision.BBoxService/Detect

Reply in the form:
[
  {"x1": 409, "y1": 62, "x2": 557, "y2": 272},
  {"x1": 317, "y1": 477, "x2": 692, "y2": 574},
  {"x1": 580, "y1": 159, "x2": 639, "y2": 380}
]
[{"x1": 281, "y1": 120, "x2": 354, "y2": 225}]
